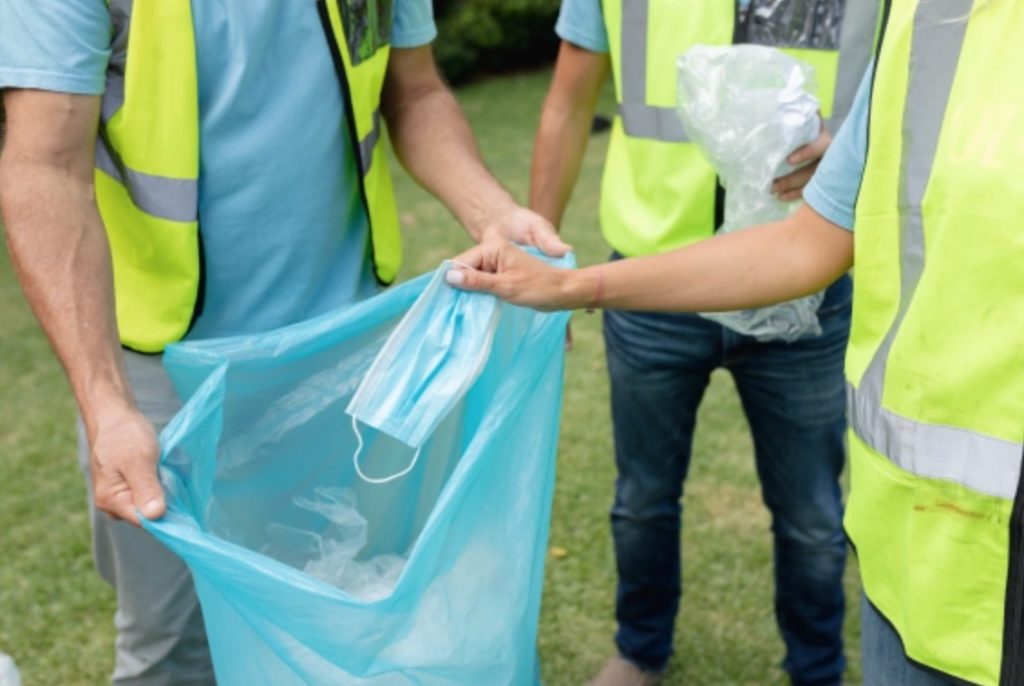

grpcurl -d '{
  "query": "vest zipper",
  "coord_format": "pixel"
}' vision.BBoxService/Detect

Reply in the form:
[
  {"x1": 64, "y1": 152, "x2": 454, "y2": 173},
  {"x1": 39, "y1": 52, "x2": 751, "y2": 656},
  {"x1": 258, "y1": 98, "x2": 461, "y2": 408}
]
[
  {"x1": 1000, "y1": 446, "x2": 1024, "y2": 685},
  {"x1": 315, "y1": 0, "x2": 389, "y2": 288}
]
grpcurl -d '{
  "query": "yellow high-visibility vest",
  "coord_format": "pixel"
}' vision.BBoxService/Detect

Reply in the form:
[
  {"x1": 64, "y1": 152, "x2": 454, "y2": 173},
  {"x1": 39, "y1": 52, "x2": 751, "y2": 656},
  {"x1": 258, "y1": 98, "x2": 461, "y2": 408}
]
[
  {"x1": 844, "y1": 0, "x2": 1024, "y2": 683},
  {"x1": 597, "y1": 0, "x2": 879, "y2": 257},
  {"x1": 96, "y1": 0, "x2": 401, "y2": 353}
]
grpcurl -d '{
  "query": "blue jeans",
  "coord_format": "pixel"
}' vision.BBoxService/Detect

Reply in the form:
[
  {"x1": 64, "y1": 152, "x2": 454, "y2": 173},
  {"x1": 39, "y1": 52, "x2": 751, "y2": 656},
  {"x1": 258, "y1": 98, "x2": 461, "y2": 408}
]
[
  {"x1": 861, "y1": 595, "x2": 961, "y2": 685},
  {"x1": 603, "y1": 273, "x2": 851, "y2": 686}
]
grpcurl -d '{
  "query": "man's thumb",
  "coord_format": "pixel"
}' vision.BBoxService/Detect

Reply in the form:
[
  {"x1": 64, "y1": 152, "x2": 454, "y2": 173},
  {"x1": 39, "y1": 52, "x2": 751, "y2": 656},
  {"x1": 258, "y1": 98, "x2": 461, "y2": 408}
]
[
  {"x1": 125, "y1": 461, "x2": 166, "y2": 520},
  {"x1": 538, "y1": 232, "x2": 572, "y2": 258}
]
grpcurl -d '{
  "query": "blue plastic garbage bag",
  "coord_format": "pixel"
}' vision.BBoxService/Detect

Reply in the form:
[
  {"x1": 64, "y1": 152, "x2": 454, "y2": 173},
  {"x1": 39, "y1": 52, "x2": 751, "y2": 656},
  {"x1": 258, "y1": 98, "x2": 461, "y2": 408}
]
[{"x1": 141, "y1": 254, "x2": 574, "y2": 685}]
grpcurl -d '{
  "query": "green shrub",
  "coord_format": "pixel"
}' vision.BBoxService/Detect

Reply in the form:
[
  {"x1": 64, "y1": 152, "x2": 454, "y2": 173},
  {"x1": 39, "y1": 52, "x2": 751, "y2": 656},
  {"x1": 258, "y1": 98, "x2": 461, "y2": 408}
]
[{"x1": 433, "y1": 0, "x2": 561, "y2": 84}]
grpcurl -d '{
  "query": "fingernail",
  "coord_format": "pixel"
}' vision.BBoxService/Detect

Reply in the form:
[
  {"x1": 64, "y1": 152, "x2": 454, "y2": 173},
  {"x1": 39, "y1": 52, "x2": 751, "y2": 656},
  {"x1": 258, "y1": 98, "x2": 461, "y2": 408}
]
[
  {"x1": 445, "y1": 270, "x2": 465, "y2": 286},
  {"x1": 141, "y1": 499, "x2": 162, "y2": 517}
]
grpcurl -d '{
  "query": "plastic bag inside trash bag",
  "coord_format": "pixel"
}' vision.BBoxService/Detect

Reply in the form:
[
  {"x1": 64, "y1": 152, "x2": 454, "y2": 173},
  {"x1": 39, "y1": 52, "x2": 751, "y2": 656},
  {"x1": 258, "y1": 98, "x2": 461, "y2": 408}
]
[
  {"x1": 676, "y1": 44, "x2": 825, "y2": 341},
  {"x1": 263, "y1": 487, "x2": 407, "y2": 602},
  {"x1": 142, "y1": 253, "x2": 574, "y2": 685}
]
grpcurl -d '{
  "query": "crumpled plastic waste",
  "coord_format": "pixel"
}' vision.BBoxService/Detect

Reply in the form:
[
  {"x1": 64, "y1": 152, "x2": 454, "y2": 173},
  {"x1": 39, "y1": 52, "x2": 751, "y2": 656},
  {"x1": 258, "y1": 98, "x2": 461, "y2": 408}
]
[
  {"x1": 262, "y1": 487, "x2": 407, "y2": 602},
  {"x1": 676, "y1": 44, "x2": 826, "y2": 342}
]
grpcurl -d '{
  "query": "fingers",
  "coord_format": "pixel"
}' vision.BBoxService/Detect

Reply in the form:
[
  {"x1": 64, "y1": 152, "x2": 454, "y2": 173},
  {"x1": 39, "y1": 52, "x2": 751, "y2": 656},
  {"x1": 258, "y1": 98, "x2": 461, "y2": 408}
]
[
  {"x1": 445, "y1": 266, "x2": 501, "y2": 294},
  {"x1": 786, "y1": 125, "x2": 832, "y2": 167},
  {"x1": 94, "y1": 478, "x2": 143, "y2": 526},
  {"x1": 452, "y1": 244, "x2": 488, "y2": 271},
  {"x1": 123, "y1": 457, "x2": 166, "y2": 521},
  {"x1": 773, "y1": 126, "x2": 830, "y2": 201},
  {"x1": 451, "y1": 238, "x2": 513, "y2": 274},
  {"x1": 90, "y1": 409, "x2": 164, "y2": 526},
  {"x1": 482, "y1": 206, "x2": 573, "y2": 258},
  {"x1": 93, "y1": 456, "x2": 164, "y2": 526},
  {"x1": 771, "y1": 164, "x2": 817, "y2": 201},
  {"x1": 530, "y1": 225, "x2": 573, "y2": 258}
]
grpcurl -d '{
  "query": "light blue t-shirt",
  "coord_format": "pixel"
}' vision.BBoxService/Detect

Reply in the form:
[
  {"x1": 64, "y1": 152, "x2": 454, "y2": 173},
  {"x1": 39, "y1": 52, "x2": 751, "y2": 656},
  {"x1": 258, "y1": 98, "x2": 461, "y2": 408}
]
[
  {"x1": 0, "y1": 0, "x2": 436, "y2": 340},
  {"x1": 554, "y1": 0, "x2": 869, "y2": 232},
  {"x1": 555, "y1": 0, "x2": 609, "y2": 53}
]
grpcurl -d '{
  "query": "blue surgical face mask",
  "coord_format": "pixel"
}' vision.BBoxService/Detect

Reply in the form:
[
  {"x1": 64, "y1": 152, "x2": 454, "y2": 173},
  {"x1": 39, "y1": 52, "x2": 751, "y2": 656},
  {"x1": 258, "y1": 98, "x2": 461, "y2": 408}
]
[{"x1": 346, "y1": 262, "x2": 500, "y2": 483}]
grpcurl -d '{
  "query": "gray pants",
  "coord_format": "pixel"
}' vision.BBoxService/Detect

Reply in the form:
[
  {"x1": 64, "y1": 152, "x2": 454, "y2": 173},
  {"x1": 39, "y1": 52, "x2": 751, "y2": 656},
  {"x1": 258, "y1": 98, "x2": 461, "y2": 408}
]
[{"x1": 77, "y1": 353, "x2": 215, "y2": 685}]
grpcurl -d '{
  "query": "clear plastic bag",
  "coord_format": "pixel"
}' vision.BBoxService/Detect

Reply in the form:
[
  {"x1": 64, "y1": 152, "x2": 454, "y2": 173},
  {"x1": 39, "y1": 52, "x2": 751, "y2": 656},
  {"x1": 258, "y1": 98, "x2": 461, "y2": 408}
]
[
  {"x1": 143, "y1": 254, "x2": 574, "y2": 685},
  {"x1": 676, "y1": 44, "x2": 825, "y2": 341},
  {"x1": 262, "y1": 487, "x2": 408, "y2": 602}
]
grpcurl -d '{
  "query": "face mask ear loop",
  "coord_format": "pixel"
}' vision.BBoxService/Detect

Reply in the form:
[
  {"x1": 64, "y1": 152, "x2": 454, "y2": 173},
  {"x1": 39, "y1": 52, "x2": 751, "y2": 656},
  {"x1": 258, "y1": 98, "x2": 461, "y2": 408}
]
[{"x1": 351, "y1": 415, "x2": 424, "y2": 485}]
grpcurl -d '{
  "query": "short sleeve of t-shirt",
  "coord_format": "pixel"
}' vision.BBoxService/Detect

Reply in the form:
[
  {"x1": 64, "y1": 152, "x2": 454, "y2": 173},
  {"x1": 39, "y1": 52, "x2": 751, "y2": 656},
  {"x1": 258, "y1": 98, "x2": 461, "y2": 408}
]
[
  {"x1": 392, "y1": 0, "x2": 437, "y2": 48},
  {"x1": 803, "y1": 63, "x2": 873, "y2": 231},
  {"x1": 0, "y1": 1, "x2": 111, "y2": 95},
  {"x1": 555, "y1": 0, "x2": 609, "y2": 53}
]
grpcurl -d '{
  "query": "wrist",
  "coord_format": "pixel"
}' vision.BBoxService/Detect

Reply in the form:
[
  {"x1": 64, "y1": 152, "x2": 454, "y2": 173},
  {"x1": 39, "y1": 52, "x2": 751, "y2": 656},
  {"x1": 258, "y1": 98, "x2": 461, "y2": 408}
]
[
  {"x1": 464, "y1": 192, "x2": 518, "y2": 242},
  {"x1": 564, "y1": 266, "x2": 605, "y2": 311},
  {"x1": 80, "y1": 379, "x2": 137, "y2": 440}
]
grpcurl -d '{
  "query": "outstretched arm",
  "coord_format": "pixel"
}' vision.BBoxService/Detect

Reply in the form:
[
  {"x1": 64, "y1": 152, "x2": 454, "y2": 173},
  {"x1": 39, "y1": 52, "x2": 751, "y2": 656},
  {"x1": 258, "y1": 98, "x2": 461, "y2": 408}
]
[
  {"x1": 0, "y1": 90, "x2": 163, "y2": 525},
  {"x1": 382, "y1": 45, "x2": 571, "y2": 256},
  {"x1": 446, "y1": 204, "x2": 852, "y2": 313}
]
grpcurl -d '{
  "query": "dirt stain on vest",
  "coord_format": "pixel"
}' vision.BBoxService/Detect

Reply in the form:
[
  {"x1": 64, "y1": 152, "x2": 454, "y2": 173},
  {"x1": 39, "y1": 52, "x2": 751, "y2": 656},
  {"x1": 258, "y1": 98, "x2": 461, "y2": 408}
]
[{"x1": 927, "y1": 502, "x2": 984, "y2": 519}]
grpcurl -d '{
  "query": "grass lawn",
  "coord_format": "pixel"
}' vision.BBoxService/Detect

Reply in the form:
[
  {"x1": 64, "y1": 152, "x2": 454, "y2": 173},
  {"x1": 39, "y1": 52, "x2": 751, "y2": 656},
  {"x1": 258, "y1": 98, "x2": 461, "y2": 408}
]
[{"x1": 0, "y1": 67, "x2": 861, "y2": 685}]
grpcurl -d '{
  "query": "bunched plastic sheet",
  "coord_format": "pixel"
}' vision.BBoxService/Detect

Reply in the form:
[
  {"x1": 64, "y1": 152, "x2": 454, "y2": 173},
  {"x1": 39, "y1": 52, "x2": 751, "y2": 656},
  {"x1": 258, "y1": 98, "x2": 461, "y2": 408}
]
[
  {"x1": 141, "y1": 255, "x2": 573, "y2": 685},
  {"x1": 676, "y1": 44, "x2": 826, "y2": 341}
]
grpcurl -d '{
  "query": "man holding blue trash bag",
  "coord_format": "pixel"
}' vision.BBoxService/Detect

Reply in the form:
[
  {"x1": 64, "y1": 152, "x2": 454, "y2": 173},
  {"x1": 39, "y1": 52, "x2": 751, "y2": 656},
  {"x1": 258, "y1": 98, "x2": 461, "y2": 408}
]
[
  {"x1": 526, "y1": 0, "x2": 876, "y2": 684},
  {"x1": 0, "y1": 1, "x2": 569, "y2": 683}
]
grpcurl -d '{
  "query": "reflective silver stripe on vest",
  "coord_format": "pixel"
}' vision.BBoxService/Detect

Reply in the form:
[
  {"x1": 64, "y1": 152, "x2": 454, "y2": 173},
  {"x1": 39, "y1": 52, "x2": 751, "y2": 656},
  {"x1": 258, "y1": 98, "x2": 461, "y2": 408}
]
[
  {"x1": 618, "y1": 0, "x2": 689, "y2": 142},
  {"x1": 617, "y1": 102, "x2": 689, "y2": 143},
  {"x1": 829, "y1": 0, "x2": 881, "y2": 132},
  {"x1": 96, "y1": 136, "x2": 199, "y2": 223},
  {"x1": 358, "y1": 108, "x2": 382, "y2": 176},
  {"x1": 848, "y1": 385, "x2": 1022, "y2": 500},
  {"x1": 848, "y1": 0, "x2": 1022, "y2": 500},
  {"x1": 95, "y1": 0, "x2": 197, "y2": 223}
]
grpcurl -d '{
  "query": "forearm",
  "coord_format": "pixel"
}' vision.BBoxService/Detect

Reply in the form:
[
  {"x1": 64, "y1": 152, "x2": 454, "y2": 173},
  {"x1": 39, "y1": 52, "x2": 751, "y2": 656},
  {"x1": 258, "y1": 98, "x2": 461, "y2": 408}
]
[
  {"x1": 384, "y1": 72, "x2": 514, "y2": 240},
  {"x1": 566, "y1": 205, "x2": 853, "y2": 312},
  {"x1": 529, "y1": 43, "x2": 609, "y2": 226},
  {"x1": 0, "y1": 95, "x2": 132, "y2": 438},
  {"x1": 528, "y1": 97, "x2": 595, "y2": 228}
]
